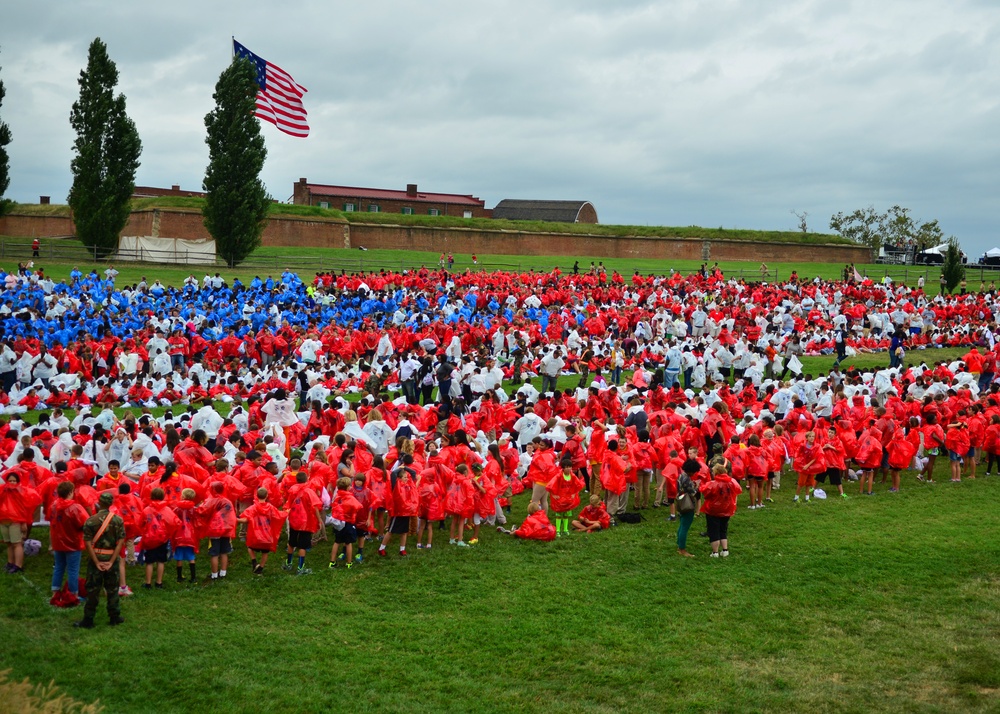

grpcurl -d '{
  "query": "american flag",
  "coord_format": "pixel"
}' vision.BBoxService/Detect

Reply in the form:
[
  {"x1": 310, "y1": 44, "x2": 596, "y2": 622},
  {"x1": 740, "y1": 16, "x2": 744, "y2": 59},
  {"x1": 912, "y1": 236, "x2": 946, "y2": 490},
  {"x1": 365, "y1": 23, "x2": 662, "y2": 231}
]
[{"x1": 233, "y1": 39, "x2": 309, "y2": 138}]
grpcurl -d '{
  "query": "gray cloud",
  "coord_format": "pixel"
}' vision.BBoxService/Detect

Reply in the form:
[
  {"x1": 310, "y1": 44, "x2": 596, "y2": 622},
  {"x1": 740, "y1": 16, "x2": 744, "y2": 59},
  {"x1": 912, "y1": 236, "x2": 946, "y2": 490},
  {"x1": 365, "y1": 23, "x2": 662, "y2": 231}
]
[{"x1": 2, "y1": 0, "x2": 999, "y2": 255}]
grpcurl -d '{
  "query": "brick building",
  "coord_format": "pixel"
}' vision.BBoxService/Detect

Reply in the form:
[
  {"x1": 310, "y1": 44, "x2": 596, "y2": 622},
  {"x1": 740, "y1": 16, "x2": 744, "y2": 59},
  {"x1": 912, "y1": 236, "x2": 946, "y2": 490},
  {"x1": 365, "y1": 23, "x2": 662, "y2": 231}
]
[{"x1": 293, "y1": 179, "x2": 489, "y2": 218}]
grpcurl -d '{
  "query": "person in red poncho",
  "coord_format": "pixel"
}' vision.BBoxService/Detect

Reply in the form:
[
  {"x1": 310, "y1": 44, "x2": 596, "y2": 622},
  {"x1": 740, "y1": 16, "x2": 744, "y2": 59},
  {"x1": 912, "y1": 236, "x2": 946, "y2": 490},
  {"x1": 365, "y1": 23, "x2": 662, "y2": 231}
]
[
  {"x1": 945, "y1": 416, "x2": 972, "y2": 483},
  {"x1": 140, "y1": 487, "x2": 180, "y2": 589},
  {"x1": 171, "y1": 488, "x2": 200, "y2": 584},
  {"x1": 0, "y1": 472, "x2": 42, "y2": 573},
  {"x1": 545, "y1": 459, "x2": 585, "y2": 537},
  {"x1": 572, "y1": 494, "x2": 611, "y2": 532},
  {"x1": 510, "y1": 501, "x2": 556, "y2": 541},
  {"x1": 328, "y1": 476, "x2": 363, "y2": 568},
  {"x1": 48, "y1": 480, "x2": 90, "y2": 601},
  {"x1": 283, "y1": 471, "x2": 322, "y2": 575},
  {"x1": 792, "y1": 431, "x2": 825, "y2": 503},
  {"x1": 699, "y1": 464, "x2": 743, "y2": 558},
  {"x1": 379, "y1": 454, "x2": 419, "y2": 557},
  {"x1": 238, "y1": 488, "x2": 288, "y2": 575}
]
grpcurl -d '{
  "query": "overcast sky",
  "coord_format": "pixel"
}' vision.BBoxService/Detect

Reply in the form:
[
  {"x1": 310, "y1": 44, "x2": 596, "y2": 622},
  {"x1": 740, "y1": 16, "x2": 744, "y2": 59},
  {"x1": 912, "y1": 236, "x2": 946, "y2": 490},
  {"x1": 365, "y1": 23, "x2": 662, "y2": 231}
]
[{"x1": 3, "y1": 0, "x2": 999, "y2": 254}]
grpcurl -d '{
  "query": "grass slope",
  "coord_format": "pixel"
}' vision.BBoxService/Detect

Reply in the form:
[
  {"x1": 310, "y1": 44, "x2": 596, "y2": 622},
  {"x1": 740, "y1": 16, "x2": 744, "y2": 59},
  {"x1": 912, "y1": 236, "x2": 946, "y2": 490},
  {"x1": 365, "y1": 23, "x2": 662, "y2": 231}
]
[
  {"x1": 7, "y1": 198, "x2": 852, "y2": 245},
  {"x1": 1, "y1": 470, "x2": 999, "y2": 713}
]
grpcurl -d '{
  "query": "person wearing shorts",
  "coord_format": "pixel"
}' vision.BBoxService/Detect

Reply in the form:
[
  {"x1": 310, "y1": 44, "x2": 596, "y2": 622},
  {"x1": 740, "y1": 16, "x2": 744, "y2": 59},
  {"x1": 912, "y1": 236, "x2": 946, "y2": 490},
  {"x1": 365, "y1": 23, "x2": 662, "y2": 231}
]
[{"x1": 1, "y1": 522, "x2": 25, "y2": 574}]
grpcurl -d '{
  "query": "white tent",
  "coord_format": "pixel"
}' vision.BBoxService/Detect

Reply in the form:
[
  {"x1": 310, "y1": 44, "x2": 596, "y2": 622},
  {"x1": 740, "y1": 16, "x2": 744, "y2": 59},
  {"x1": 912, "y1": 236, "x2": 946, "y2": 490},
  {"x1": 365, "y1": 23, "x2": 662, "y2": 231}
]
[
  {"x1": 920, "y1": 243, "x2": 949, "y2": 256},
  {"x1": 117, "y1": 236, "x2": 216, "y2": 265},
  {"x1": 985, "y1": 247, "x2": 1000, "y2": 258}
]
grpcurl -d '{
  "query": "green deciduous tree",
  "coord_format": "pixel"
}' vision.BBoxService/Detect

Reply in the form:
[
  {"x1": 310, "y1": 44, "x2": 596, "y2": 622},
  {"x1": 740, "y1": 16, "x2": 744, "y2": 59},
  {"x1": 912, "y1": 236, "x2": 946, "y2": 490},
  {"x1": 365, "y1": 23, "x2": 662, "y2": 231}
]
[
  {"x1": 68, "y1": 38, "x2": 142, "y2": 258},
  {"x1": 942, "y1": 237, "x2": 965, "y2": 293},
  {"x1": 0, "y1": 48, "x2": 13, "y2": 217},
  {"x1": 203, "y1": 57, "x2": 270, "y2": 267},
  {"x1": 829, "y1": 205, "x2": 883, "y2": 256}
]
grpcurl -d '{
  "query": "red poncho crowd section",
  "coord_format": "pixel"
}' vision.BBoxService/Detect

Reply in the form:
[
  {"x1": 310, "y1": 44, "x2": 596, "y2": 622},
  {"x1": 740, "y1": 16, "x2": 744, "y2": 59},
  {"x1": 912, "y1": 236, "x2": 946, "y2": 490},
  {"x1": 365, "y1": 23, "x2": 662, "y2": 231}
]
[{"x1": 1, "y1": 263, "x2": 999, "y2": 570}]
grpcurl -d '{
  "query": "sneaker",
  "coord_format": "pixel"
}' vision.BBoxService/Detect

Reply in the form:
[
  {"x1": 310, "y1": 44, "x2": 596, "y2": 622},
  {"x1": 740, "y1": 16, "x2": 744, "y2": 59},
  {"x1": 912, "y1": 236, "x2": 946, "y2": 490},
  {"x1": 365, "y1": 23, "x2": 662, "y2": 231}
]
[
  {"x1": 765, "y1": 497, "x2": 774, "y2": 503},
  {"x1": 805, "y1": 495, "x2": 810, "y2": 502},
  {"x1": 73, "y1": 619, "x2": 95, "y2": 629},
  {"x1": 416, "y1": 543, "x2": 424, "y2": 549},
  {"x1": 142, "y1": 583, "x2": 152, "y2": 590},
  {"x1": 253, "y1": 565, "x2": 264, "y2": 575},
  {"x1": 296, "y1": 568, "x2": 312, "y2": 576},
  {"x1": 757, "y1": 503, "x2": 765, "y2": 509},
  {"x1": 281, "y1": 562, "x2": 293, "y2": 571},
  {"x1": 721, "y1": 550, "x2": 730, "y2": 557},
  {"x1": 378, "y1": 548, "x2": 387, "y2": 558},
  {"x1": 119, "y1": 585, "x2": 134, "y2": 597},
  {"x1": 888, "y1": 488, "x2": 898, "y2": 493},
  {"x1": 497, "y1": 526, "x2": 505, "y2": 533},
  {"x1": 337, "y1": 552, "x2": 346, "y2": 561},
  {"x1": 840, "y1": 493, "x2": 849, "y2": 499},
  {"x1": 154, "y1": 583, "x2": 164, "y2": 589},
  {"x1": 793, "y1": 495, "x2": 799, "y2": 502},
  {"x1": 468, "y1": 538, "x2": 479, "y2": 545},
  {"x1": 3, "y1": 563, "x2": 13, "y2": 573},
  {"x1": 108, "y1": 615, "x2": 125, "y2": 626},
  {"x1": 424, "y1": 544, "x2": 431, "y2": 549},
  {"x1": 328, "y1": 561, "x2": 338, "y2": 569},
  {"x1": 448, "y1": 539, "x2": 457, "y2": 545},
  {"x1": 345, "y1": 563, "x2": 353, "y2": 570},
  {"x1": 710, "y1": 552, "x2": 720, "y2": 558},
  {"x1": 668, "y1": 515, "x2": 677, "y2": 522},
  {"x1": 399, "y1": 550, "x2": 408, "y2": 557},
  {"x1": 456, "y1": 541, "x2": 469, "y2": 547},
  {"x1": 747, "y1": 505, "x2": 756, "y2": 511},
  {"x1": 354, "y1": 554, "x2": 363, "y2": 563}
]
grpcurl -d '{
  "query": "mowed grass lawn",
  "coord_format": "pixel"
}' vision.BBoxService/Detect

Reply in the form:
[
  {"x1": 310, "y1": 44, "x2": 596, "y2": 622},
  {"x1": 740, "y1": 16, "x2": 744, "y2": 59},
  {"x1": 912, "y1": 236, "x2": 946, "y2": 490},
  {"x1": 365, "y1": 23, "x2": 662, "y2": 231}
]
[{"x1": 1, "y1": 467, "x2": 999, "y2": 713}]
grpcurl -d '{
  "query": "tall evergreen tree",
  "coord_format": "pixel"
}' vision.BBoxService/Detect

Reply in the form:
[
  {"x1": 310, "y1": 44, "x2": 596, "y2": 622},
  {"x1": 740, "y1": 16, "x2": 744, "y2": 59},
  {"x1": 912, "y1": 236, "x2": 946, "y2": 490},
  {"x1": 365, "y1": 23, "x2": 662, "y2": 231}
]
[
  {"x1": 941, "y1": 238, "x2": 965, "y2": 294},
  {"x1": 203, "y1": 57, "x2": 270, "y2": 267},
  {"x1": 0, "y1": 48, "x2": 12, "y2": 217},
  {"x1": 68, "y1": 38, "x2": 142, "y2": 257}
]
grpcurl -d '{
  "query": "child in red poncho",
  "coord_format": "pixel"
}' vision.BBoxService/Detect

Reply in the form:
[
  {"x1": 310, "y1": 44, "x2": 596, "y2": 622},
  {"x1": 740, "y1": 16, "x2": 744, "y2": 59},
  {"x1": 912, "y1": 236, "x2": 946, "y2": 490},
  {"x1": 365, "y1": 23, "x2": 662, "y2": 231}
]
[
  {"x1": 510, "y1": 502, "x2": 556, "y2": 542},
  {"x1": 0, "y1": 472, "x2": 42, "y2": 573},
  {"x1": 283, "y1": 471, "x2": 322, "y2": 574},
  {"x1": 171, "y1": 488, "x2": 200, "y2": 584},
  {"x1": 238, "y1": 488, "x2": 288, "y2": 575},
  {"x1": 197, "y1": 481, "x2": 237, "y2": 580},
  {"x1": 545, "y1": 459, "x2": 585, "y2": 537},
  {"x1": 793, "y1": 431, "x2": 825, "y2": 503},
  {"x1": 572, "y1": 494, "x2": 611, "y2": 532},
  {"x1": 140, "y1": 487, "x2": 180, "y2": 589},
  {"x1": 328, "y1": 477, "x2": 363, "y2": 569}
]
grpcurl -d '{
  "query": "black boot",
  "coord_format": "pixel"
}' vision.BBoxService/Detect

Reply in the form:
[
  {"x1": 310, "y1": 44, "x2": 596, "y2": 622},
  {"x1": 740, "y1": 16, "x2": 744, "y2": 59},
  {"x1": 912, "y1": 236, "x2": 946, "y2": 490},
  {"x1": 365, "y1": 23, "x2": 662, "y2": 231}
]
[
  {"x1": 176, "y1": 565, "x2": 185, "y2": 582},
  {"x1": 109, "y1": 615, "x2": 125, "y2": 626},
  {"x1": 74, "y1": 618, "x2": 95, "y2": 629},
  {"x1": 189, "y1": 563, "x2": 197, "y2": 582}
]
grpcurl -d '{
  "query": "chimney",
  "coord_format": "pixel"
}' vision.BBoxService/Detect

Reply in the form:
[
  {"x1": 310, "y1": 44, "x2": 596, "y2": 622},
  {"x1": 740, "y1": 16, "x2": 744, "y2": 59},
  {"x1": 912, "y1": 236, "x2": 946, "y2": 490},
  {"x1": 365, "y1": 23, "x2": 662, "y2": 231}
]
[
  {"x1": 39, "y1": 196, "x2": 50, "y2": 205},
  {"x1": 299, "y1": 178, "x2": 308, "y2": 185},
  {"x1": 171, "y1": 184, "x2": 180, "y2": 192},
  {"x1": 406, "y1": 183, "x2": 417, "y2": 197}
]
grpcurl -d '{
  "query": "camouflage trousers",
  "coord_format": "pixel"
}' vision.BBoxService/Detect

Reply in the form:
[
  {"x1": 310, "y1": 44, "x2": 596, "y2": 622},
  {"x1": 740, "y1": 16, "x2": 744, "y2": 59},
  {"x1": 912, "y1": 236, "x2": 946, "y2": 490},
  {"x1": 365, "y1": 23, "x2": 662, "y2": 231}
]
[{"x1": 84, "y1": 561, "x2": 121, "y2": 621}]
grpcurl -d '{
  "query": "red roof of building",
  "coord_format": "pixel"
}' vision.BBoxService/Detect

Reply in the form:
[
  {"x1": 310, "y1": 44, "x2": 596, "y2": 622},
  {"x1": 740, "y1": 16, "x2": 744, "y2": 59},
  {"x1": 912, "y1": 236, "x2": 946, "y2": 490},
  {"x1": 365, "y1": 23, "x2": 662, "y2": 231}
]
[{"x1": 305, "y1": 183, "x2": 484, "y2": 207}]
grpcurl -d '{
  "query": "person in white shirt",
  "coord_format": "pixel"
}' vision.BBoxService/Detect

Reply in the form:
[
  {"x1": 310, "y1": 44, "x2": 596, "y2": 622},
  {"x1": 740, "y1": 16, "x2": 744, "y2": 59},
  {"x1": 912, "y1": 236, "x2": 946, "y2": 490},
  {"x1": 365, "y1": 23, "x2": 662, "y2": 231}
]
[{"x1": 513, "y1": 407, "x2": 547, "y2": 449}]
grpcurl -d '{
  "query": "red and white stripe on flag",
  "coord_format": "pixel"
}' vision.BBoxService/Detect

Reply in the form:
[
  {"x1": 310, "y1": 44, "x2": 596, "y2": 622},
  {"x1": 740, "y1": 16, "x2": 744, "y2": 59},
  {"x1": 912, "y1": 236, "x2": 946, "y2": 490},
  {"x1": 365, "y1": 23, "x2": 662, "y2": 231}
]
[{"x1": 256, "y1": 60, "x2": 309, "y2": 138}]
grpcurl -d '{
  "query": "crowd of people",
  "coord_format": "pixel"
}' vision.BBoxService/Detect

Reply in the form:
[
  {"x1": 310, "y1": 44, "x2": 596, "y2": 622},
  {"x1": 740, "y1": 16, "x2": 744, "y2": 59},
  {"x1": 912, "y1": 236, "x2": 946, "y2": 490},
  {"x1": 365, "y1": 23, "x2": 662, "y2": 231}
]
[{"x1": 1, "y1": 259, "x2": 999, "y2": 627}]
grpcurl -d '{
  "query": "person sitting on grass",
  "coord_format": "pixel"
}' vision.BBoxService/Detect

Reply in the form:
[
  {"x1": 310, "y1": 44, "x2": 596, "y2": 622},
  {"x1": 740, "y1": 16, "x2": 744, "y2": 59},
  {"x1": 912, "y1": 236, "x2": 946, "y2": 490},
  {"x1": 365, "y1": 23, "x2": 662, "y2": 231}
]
[
  {"x1": 502, "y1": 501, "x2": 556, "y2": 541},
  {"x1": 545, "y1": 458, "x2": 585, "y2": 537},
  {"x1": 571, "y1": 494, "x2": 611, "y2": 533},
  {"x1": 238, "y1": 488, "x2": 288, "y2": 575}
]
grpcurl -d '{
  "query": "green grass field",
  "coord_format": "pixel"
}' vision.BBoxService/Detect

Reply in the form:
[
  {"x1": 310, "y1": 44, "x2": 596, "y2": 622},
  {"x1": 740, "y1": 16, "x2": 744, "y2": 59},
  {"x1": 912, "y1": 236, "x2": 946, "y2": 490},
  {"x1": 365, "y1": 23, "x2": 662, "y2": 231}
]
[{"x1": 1, "y1": 466, "x2": 999, "y2": 713}]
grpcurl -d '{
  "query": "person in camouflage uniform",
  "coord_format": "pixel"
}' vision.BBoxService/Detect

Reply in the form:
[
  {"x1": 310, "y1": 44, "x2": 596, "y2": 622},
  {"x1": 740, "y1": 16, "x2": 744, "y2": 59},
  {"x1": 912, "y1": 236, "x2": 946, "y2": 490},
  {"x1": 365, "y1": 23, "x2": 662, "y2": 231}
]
[{"x1": 75, "y1": 492, "x2": 126, "y2": 628}]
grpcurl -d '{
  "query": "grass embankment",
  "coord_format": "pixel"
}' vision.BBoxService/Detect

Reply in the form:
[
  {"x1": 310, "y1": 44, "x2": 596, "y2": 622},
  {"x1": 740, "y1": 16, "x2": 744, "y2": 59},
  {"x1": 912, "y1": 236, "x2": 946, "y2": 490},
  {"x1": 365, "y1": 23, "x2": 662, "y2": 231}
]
[{"x1": 7, "y1": 197, "x2": 853, "y2": 245}]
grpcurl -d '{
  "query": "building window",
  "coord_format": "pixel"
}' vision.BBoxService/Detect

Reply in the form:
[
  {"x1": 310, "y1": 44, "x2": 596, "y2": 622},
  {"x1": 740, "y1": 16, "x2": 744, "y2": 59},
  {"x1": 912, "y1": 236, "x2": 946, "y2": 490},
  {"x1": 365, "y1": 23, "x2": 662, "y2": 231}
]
[
  {"x1": 429, "y1": 208, "x2": 440, "y2": 216},
  {"x1": 319, "y1": 201, "x2": 329, "y2": 209},
  {"x1": 401, "y1": 207, "x2": 413, "y2": 215},
  {"x1": 368, "y1": 204, "x2": 380, "y2": 213},
  {"x1": 344, "y1": 202, "x2": 355, "y2": 212},
  {"x1": 463, "y1": 210, "x2": 473, "y2": 219}
]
